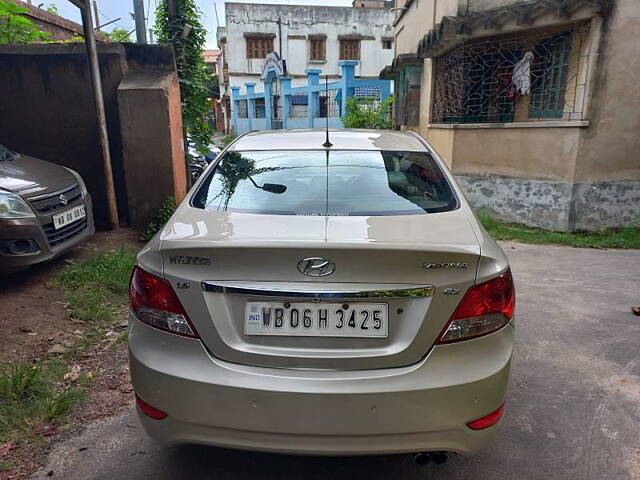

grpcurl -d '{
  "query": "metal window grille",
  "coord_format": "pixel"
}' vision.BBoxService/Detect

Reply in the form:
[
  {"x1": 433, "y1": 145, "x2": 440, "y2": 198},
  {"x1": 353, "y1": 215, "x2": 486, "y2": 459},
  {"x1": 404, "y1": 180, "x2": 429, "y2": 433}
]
[
  {"x1": 246, "y1": 37, "x2": 273, "y2": 59},
  {"x1": 254, "y1": 98, "x2": 266, "y2": 118},
  {"x1": 432, "y1": 24, "x2": 589, "y2": 124},
  {"x1": 309, "y1": 38, "x2": 326, "y2": 61},
  {"x1": 290, "y1": 94, "x2": 308, "y2": 118},
  {"x1": 353, "y1": 86, "x2": 382, "y2": 110},
  {"x1": 319, "y1": 88, "x2": 340, "y2": 117},
  {"x1": 339, "y1": 39, "x2": 360, "y2": 60},
  {"x1": 238, "y1": 99, "x2": 248, "y2": 118}
]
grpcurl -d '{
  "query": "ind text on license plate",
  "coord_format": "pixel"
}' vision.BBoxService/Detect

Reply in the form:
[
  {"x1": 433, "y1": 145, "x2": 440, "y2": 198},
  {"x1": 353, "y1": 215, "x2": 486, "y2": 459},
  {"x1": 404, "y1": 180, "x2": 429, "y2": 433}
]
[{"x1": 245, "y1": 302, "x2": 388, "y2": 338}]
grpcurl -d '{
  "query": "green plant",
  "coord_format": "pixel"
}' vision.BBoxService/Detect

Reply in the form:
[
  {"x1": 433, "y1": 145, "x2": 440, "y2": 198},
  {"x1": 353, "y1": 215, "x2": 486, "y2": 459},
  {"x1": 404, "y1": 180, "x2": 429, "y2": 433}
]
[
  {"x1": 102, "y1": 27, "x2": 133, "y2": 43},
  {"x1": 0, "y1": 359, "x2": 83, "y2": 443},
  {"x1": 477, "y1": 211, "x2": 640, "y2": 249},
  {"x1": 140, "y1": 196, "x2": 177, "y2": 241},
  {"x1": 0, "y1": 0, "x2": 51, "y2": 44},
  {"x1": 342, "y1": 96, "x2": 393, "y2": 129},
  {"x1": 154, "y1": 0, "x2": 213, "y2": 151},
  {"x1": 0, "y1": 362, "x2": 41, "y2": 400},
  {"x1": 56, "y1": 249, "x2": 136, "y2": 296},
  {"x1": 221, "y1": 133, "x2": 237, "y2": 146},
  {"x1": 45, "y1": 388, "x2": 84, "y2": 420},
  {"x1": 45, "y1": 3, "x2": 57, "y2": 14}
]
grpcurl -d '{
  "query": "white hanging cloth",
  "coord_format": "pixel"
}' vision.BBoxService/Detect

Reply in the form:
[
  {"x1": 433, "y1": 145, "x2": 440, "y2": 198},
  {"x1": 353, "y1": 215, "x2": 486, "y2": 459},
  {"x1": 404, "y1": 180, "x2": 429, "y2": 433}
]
[{"x1": 512, "y1": 51, "x2": 535, "y2": 95}]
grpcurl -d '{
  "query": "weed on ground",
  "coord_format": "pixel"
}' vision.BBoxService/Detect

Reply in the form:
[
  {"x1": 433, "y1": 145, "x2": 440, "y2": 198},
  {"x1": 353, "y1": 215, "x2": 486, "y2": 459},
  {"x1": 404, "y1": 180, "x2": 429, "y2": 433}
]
[
  {"x1": 0, "y1": 248, "x2": 136, "y2": 468},
  {"x1": 478, "y1": 212, "x2": 640, "y2": 249}
]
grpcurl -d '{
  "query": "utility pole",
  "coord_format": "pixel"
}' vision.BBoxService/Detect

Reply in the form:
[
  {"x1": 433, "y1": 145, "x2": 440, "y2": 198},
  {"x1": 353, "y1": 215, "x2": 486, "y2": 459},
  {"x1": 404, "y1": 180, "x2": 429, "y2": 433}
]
[
  {"x1": 92, "y1": 0, "x2": 100, "y2": 31},
  {"x1": 70, "y1": 0, "x2": 119, "y2": 229},
  {"x1": 133, "y1": 0, "x2": 147, "y2": 44},
  {"x1": 148, "y1": 28, "x2": 154, "y2": 44}
]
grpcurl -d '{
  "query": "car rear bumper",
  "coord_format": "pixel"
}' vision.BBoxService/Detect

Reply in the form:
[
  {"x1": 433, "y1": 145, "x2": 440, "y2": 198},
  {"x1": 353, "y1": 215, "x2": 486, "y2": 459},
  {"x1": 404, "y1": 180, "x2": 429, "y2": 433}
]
[
  {"x1": 0, "y1": 195, "x2": 95, "y2": 273},
  {"x1": 129, "y1": 317, "x2": 513, "y2": 456}
]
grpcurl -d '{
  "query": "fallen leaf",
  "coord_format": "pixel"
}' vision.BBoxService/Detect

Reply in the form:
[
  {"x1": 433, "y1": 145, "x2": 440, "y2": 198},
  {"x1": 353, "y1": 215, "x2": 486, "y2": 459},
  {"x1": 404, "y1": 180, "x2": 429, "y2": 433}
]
[
  {"x1": 63, "y1": 364, "x2": 81, "y2": 382},
  {"x1": 47, "y1": 344, "x2": 68, "y2": 354},
  {"x1": 0, "y1": 442, "x2": 14, "y2": 455}
]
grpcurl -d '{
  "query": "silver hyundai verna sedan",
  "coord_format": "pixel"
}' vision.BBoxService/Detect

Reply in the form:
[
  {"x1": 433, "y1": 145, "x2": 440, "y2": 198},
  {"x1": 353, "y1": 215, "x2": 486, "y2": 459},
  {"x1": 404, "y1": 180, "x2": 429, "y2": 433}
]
[{"x1": 129, "y1": 129, "x2": 514, "y2": 458}]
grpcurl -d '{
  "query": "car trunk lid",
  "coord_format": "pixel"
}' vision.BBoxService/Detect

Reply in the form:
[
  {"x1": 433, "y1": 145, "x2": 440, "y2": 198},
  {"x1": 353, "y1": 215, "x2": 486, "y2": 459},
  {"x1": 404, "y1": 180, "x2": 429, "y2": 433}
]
[{"x1": 161, "y1": 207, "x2": 480, "y2": 370}]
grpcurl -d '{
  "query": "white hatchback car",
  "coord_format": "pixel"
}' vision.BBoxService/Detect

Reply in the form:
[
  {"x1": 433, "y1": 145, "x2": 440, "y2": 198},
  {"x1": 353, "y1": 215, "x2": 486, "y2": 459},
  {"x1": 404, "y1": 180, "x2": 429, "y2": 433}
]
[{"x1": 129, "y1": 129, "x2": 514, "y2": 461}]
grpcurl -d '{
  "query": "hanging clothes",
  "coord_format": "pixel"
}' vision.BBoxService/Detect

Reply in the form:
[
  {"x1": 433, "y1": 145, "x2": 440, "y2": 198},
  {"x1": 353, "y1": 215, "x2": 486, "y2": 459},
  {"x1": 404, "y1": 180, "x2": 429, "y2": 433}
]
[{"x1": 512, "y1": 51, "x2": 535, "y2": 95}]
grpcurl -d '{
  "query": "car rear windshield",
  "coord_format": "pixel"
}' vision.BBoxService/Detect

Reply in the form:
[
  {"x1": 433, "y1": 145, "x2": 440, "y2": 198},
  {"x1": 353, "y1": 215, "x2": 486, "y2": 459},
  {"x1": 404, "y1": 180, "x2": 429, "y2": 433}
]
[{"x1": 192, "y1": 150, "x2": 458, "y2": 216}]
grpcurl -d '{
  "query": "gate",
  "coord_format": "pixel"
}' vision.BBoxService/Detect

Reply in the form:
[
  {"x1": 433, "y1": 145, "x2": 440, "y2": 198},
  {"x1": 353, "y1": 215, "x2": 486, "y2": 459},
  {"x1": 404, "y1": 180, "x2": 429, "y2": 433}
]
[{"x1": 270, "y1": 80, "x2": 283, "y2": 130}]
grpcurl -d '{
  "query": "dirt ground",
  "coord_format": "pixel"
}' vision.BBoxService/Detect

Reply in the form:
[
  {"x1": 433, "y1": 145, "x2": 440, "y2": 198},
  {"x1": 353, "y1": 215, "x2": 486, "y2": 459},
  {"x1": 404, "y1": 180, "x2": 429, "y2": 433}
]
[
  {"x1": 0, "y1": 229, "x2": 140, "y2": 364},
  {"x1": 0, "y1": 229, "x2": 142, "y2": 480}
]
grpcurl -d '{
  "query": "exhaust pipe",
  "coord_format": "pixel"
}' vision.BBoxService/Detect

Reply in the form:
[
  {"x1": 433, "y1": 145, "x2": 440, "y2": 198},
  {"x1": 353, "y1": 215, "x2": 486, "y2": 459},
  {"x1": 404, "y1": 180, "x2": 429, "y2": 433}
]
[
  {"x1": 412, "y1": 452, "x2": 430, "y2": 465},
  {"x1": 431, "y1": 452, "x2": 448, "y2": 464},
  {"x1": 412, "y1": 452, "x2": 448, "y2": 466}
]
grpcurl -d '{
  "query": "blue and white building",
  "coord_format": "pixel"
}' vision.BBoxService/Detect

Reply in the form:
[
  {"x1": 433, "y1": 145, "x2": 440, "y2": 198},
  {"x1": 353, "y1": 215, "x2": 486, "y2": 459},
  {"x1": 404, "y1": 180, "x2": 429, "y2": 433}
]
[{"x1": 216, "y1": 1, "x2": 394, "y2": 134}]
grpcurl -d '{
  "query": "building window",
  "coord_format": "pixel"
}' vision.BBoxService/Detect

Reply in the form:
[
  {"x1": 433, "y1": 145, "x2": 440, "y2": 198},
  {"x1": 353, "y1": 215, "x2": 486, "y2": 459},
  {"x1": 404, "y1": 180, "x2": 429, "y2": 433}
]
[
  {"x1": 309, "y1": 37, "x2": 326, "y2": 61},
  {"x1": 431, "y1": 25, "x2": 588, "y2": 124},
  {"x1": 254, "y1": 98, "x2": 266, "y2": 118},
  {"x1": 339, "y1": 39, "x2": 360, "y2": 60},
  {"x1": 382, "y1": 39, "x2": 393, "y2": 50},
  {"x1": 246, "y1": 36, "x2": 274, "y2": 59},
  {"x1": 529, "y1": 33, "x2": 572, "y2": 118},
  {"x1": 238, "y1": 100, "x2": 248, "y2": 118}
]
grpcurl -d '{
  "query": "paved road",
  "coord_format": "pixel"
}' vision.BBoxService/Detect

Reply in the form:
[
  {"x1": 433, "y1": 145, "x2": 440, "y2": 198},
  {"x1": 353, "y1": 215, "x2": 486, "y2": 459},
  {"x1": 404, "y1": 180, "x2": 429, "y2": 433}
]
[{"x1": 32, "y1": 242, "x2": 640, "y2": 480}]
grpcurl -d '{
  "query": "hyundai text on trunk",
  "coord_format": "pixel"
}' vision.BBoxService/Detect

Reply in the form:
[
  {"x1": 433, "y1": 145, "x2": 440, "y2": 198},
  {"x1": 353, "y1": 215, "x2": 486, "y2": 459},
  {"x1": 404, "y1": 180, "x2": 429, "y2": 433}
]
[{"x1": 128, "y1": 129, "x2": 515, "y2": 457}]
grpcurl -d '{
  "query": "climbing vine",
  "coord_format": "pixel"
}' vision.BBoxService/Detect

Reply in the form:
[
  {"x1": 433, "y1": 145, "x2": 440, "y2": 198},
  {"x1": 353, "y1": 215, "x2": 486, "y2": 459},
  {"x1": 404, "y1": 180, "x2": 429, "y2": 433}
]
[{"x1": 154, "y1": 0, "x2": 213, "y2": 150}]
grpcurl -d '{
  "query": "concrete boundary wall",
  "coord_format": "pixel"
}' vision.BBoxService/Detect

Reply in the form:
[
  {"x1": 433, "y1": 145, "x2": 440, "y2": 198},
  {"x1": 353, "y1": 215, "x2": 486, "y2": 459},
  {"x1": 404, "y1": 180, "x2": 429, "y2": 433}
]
[
  {"x1": 0, "y1": 43, "x2": 186, "y2": 230},
  {"x1": 457, "y1": 175, "x2": 640, "y2": 231}
]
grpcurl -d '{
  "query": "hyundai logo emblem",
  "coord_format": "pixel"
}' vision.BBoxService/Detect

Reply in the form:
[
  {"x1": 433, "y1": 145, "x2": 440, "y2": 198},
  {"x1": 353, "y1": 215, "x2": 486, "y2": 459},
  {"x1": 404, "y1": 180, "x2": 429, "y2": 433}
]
[
  {"x1": 59, "y1": 194, "x2": 68, "y2": 206},
  {"x1": 297, "y1": 257, "x2": 336, "y2": 277}
]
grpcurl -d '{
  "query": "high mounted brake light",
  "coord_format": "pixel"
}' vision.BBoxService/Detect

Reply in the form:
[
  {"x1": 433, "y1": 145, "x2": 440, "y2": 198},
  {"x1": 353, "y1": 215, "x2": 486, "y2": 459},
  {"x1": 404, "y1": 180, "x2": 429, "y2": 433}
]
[
  {"x1": 129, "y1": 266, "x2": 199, "y2": 338},
  {"x1": 437, "y1": 269, "x2": 515, "y2": 344}
]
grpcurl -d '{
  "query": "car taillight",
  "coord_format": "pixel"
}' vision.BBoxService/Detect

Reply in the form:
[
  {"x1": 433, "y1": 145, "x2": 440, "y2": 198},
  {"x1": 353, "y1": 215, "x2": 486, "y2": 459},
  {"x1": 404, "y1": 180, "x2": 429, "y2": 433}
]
[
  {"x1": 437, "y1": 269, "x2": 514, "y2": 344},
  {"x1": 129, "y1": 266, "x2": 199, "y2": 338}
]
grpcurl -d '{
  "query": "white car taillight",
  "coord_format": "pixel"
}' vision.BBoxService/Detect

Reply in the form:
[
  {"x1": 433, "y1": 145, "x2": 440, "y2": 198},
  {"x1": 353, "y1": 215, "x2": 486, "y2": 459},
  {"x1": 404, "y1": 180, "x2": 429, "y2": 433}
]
[
  {"x1": 129, "y1": 266, "x2": 199, "y2": 338},
  {"x1": 437, "y1": 269, "x2": 515, "y2": 344}
]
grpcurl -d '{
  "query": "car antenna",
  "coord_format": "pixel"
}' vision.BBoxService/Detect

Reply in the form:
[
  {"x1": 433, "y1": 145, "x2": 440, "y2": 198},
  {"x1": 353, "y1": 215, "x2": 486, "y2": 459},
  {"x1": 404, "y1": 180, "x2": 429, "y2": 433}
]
[{"x1": 322, "y1": 75, "x2": 333, "y2": 148}]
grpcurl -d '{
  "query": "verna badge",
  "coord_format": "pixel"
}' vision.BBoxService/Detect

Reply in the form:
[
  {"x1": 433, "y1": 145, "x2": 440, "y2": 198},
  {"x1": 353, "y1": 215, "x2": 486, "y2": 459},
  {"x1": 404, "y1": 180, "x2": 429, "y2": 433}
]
[{"x1": 297, "y1": 257, "x2": 336, "y2": 277}]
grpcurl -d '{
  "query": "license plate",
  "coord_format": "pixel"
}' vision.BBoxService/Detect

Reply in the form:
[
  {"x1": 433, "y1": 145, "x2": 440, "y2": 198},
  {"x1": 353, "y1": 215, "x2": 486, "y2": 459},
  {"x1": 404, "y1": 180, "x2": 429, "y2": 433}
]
[
  {"x1": 52, "y1": 204, "x2": 86, "y2": 230},
  {"x1": 245, "y1": 302, "x2": 388, "y2": 338}
]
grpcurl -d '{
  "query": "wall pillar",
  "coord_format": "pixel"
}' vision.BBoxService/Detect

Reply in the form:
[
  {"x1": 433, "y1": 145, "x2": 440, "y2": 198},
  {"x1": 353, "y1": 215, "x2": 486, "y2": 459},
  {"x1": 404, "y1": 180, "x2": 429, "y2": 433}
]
[
  {"x1": 306, "y1": 69, "x2": 321, "y2": 128},
  {"x1": 245, "y1": 82, "x2": 255, "y2": 131},
  {"x1": 264, "y1": 81, "x2": 273, "y2": 130},
  {"x1": 339, "y1": 61, "x2": 358, "y2": 117},
  {"x1": 230, "y1": 86, "x2": 240, "y2": 134},
  {"x1": 117, "y1": 71, "x2": 187, "y2": 230}
]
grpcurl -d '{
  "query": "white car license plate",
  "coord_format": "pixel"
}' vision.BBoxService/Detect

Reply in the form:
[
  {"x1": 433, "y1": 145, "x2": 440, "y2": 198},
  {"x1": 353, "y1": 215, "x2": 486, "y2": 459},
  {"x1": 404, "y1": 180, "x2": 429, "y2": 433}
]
[
  {"x1": 245, "y1": 302, "x2": 388, "y2": 338},
  {"x1": 52, "y1": 204, "x2": 86, "y2": 230}
]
